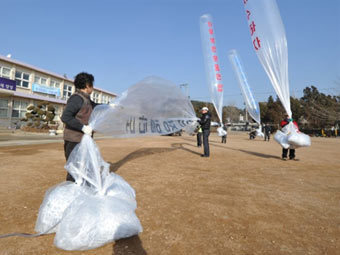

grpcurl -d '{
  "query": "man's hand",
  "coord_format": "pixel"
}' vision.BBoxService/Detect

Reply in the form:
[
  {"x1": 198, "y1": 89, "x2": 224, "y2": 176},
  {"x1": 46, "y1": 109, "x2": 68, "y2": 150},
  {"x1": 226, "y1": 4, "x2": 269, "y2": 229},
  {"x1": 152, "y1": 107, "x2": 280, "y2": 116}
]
[{"x1": 82, "y1": 125, "x2": 93, "y2": 135}]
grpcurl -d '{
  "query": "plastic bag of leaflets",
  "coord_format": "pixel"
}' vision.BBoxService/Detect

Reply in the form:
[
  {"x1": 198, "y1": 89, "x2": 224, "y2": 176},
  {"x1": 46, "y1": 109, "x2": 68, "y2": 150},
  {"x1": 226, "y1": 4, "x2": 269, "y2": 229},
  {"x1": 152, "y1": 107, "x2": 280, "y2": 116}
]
[
  {"x1": 255, "y1": 126, "x2": 264, "y2": 138},
  {"x1": 34, "y1": 76, "x2": 198, "y2": 250},
  {"x1": 217, "y1": 126, "x2": 227, "y2": 137},
  {"x1": 274, "y1": 122, "x2": 311, "y2": 149},
  {"x1": 35, "y1": 135, "x2": 142, "y2": 250}
]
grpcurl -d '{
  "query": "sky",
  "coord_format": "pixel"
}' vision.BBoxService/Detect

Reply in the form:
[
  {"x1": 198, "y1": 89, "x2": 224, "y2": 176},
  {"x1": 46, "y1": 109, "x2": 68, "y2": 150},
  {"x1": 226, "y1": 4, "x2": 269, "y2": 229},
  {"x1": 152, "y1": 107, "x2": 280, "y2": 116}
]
[{"x1": 1, "y1": 0, "x2": 339, "y2": 108}]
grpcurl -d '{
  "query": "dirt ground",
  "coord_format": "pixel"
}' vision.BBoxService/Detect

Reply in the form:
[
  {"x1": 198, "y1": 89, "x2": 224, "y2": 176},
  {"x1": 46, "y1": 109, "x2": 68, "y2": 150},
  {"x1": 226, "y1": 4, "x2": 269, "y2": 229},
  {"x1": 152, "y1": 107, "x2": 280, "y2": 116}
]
[{"x1": 0, "y1": 132, "x2": 339, "y2": 255}]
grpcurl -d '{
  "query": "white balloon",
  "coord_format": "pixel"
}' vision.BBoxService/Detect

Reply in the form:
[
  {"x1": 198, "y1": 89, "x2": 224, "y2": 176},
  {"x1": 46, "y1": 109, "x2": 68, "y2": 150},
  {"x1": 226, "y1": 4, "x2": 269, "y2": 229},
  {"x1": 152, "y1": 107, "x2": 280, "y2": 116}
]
[
  {"x1": 243, "y1": 0, "x2": 292, "y2": 117},
  {"x1": 200, "y1": 14, "x2": 224, "y2": 123},
  {"x1": 228, "y1": 49, "x2": 261, "y2": 125},
  {"x1": 90, "y1": 76, "x2": 198, "y2": 137}
]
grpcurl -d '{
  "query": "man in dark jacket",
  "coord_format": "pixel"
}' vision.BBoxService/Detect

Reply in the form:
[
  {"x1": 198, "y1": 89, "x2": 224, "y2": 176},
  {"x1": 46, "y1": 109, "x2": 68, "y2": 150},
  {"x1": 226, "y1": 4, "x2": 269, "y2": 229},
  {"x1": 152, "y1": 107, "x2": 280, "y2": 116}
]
[
  {"x1": 198, "y1": 107, "x2": 211, "y2": 157},
  {"x1": 221, "y1": 124, "x2": 227, "y2": 143},
  {"x1": 264, "y1": 123, "x2": 271, "y2": 141},
  {"x1": 61, "y1": 72, "x2": 98, "y2": 181},
  {"x1": 280, "y1": 114, "x2": 299, "y2": 160}
]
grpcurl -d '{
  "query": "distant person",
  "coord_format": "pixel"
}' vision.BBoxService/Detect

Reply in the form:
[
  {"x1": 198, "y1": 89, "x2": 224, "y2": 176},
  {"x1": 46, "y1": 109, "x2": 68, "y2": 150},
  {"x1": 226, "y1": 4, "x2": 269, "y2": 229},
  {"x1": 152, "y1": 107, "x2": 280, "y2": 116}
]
[
  {"x1": 249, "y1": 127, "x2": 256, "y2": 140},
  {"x1": 264, "y1": 123, "x2": 271, "y2": 141},
  {"x1": 197, "y1": 125, "x2": 202, "y2": 147},
  {"x1": 331, "y1": 126, "x2": 335, "y2": 137},
  {"x1": 61, "y1": 72, "x2": 99, "y2": 182},
  {"x1": 280, "y1": 114, "x2": 298, "y2": 160},
  {"x1": 198, "y1": 107, "x2": 211, "y2": 157},
  {"x1": 221, "y1": 124, "x2": 227, "y2": 143}
]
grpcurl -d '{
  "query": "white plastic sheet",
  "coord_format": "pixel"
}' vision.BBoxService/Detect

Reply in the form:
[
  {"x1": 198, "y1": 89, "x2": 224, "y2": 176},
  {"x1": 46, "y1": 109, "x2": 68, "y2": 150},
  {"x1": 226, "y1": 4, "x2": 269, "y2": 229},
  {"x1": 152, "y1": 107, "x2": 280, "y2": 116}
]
[
  {"x1": 90, "y1": 76, "x2": 198, "y2": 137},
  {"x1": 243, "y1": 0, "x2": 292, "y2": 117},
  {"x1": 200, "y1": 14, "x2": 224, "y2": 123},
  {"x1": 217, "y1": 127, "x2": 227, "y2": 137},
  {"x1": 34, "y1": 76, "x2": 198, "y2": 250},
  {"x1": 256, "y1": 126, "x2": 264, "y2": 138},
  {"x1": 274, "y1": 122, "x2": 311, "y2": 149},
  {"x1": 35, "y1": 182, "x2": 92, "y2": 234},
  {"x1": 228, "y1": 49, "x2": 261, "y2": 125}
]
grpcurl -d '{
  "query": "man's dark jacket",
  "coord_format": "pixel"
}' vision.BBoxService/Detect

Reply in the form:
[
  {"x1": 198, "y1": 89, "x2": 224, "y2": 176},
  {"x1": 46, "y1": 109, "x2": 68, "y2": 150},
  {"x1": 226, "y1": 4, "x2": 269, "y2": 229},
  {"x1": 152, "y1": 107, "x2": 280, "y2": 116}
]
[
  {"x1": 199, "y1": 112, "x2": 211, "y2": 130},
  {"x1": 264, "y1": 125, "x2": 271, "y2": 134}
]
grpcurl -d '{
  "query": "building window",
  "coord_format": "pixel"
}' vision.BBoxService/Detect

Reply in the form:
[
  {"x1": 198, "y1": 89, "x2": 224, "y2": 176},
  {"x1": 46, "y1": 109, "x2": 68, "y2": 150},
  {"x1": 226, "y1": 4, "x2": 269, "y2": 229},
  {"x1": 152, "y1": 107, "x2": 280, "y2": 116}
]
[
  {"x1": 50, "y1": 80, "x2": 60, "y2": 88},
  {"x1": 12, "y1": 100, "x2": 28, "y2": 118},
  {"x1": 101, "y1": 95, "x2": 109, "y2": 104},
  {"x1": 63, "y1": 84, "x2": 73, "y2": 100},
  {"x1": 15, "y1": 71, "x2": 30, "y2": 88},
  {"x1": 91, "y1": 92, "x2": 100, "y2": 103},
  {"x1": 0, "y1": 98, "x2": 9, "y2": 117},
  {"x1": 0, "y1": 66, "x2": 11, "y2": 79},
  {"x1": 34, "y1": 75, "x2": 48, "y2": 86}
]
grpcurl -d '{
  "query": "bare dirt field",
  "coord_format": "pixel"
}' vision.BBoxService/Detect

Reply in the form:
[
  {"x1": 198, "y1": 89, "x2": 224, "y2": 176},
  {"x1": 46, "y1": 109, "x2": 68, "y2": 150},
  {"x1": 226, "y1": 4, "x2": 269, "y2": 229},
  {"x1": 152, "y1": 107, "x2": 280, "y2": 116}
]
[{"x1": 0, "y1": 132, "x2": 339, "y2": 255}]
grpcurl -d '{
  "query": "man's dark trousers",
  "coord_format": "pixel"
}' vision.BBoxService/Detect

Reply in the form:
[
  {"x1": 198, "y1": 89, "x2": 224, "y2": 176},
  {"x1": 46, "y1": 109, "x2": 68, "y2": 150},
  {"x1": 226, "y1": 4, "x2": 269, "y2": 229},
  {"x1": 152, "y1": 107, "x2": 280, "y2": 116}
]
[
  {"x1": 197, "y1": 132, "x2": 202, "y2": 147},
  {"x1": 282, "y1": 148, "x2": 295, "y2": 159},
  {"x1": 203, "y1": 130, "x2": 210, "y2": 156},
  {"x1": 64, "y1": 141, "x2": 78, "y2": 182},
  {"x1": 264, "y1": 133, "x2": 270, "y2": 141}
]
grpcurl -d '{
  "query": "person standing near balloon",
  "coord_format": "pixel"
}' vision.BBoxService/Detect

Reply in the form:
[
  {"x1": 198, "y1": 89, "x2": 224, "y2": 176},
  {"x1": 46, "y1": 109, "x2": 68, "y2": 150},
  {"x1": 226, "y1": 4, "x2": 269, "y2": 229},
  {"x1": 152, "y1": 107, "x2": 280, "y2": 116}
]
[
  {"x1": 61, "y1": 72, "x2": 98, "y2": 181},
  {"x1": 196, "y1": 125, "x2": 202, "y2": 147},
  {"x1": 199, "y1": 107, "x2": 211, "y2": 157},
  {"x1": 264, "y1": 123, "x2": 271, "y2": 141},
  {"x1": 280, "y1": 114, "x2": 298, "y2": 160},
  {"x1": 221, "y1": 123, "x2": 227, "y2": 143}
]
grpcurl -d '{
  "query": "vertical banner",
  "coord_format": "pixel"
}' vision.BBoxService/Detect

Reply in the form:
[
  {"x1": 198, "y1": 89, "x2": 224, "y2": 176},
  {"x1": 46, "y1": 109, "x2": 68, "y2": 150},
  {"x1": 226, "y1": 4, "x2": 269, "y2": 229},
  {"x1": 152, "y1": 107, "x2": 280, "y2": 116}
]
[
  {"x1": 228, "y1": 49, "x2": 261, "y2": 125},
  {"x1": 242, "y1": 0, "x2": 292, "y2": 117},
  {"x1": 200, "y1": 14, "x2": 224, "y2": 123}
]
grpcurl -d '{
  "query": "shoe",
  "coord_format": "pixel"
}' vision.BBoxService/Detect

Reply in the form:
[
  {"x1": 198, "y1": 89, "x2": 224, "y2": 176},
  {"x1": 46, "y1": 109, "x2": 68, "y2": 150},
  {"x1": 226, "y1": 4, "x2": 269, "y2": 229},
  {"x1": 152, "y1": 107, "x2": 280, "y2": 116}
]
[
  {"x1": 201, "y1": 154, "x2": 209, "y2": 157},
  {"x1": 289, "y1": 157, "x2": 296, "y2": 160},
  {"x1": 282, "y1": 157, "x2": 287, "y2": 161}
]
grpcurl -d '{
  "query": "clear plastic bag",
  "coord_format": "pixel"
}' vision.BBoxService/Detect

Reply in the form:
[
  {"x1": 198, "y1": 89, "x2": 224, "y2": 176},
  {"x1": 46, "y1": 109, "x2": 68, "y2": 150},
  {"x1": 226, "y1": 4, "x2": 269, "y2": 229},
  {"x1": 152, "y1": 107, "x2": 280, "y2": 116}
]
[
  {"x1": 287, "y1": 128, "x2": 311, "y2": 148},
  {"x1": 39, "y1": 135, "x2": 143, "y2": 251},
  {"x1": 217, "y1": 127, "x2": 227, "y2": 137},
  {"x1": 256, "y1": 128, "x2": 264, "y2": 138},
  {"x1": 54, "y1": 192, "x2": 142, "y2": 250},
  {"x1": 35, "y1": 76, "x2": 197, "y2": 250},
  {"x1": 274, "y1": 122, "x2": 311, "y2": 149},
  {"x1": 35, "y1": 182, "x2": 92, "y2": 234},
  {"x1": 274, "y1": 130, "x2": 290, "y2": 149}
]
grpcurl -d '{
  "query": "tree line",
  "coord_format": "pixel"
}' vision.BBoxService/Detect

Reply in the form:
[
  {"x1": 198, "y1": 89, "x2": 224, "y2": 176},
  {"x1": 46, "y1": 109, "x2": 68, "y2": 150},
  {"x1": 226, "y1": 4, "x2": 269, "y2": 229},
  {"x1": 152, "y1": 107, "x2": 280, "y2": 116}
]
[{"x1": 192, "y1": 86, "x2": 340, "y2": 129}]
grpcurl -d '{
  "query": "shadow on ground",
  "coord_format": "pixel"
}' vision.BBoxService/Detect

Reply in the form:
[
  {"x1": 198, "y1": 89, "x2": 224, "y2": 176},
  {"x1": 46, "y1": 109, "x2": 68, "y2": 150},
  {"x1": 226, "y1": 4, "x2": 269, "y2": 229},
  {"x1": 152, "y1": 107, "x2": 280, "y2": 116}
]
[
  {"x1": 108, "y1": 143, "x2": 202, "y2": 173},
  {"x1": 108, "y1": 147, "x2": 176, "y2": 172},
  {"x1": 179, "y1": 136, "x2": 281, "y2": 160},
  {"x1": 113, "y1": 235, "x2": 147, "y2": 255}
]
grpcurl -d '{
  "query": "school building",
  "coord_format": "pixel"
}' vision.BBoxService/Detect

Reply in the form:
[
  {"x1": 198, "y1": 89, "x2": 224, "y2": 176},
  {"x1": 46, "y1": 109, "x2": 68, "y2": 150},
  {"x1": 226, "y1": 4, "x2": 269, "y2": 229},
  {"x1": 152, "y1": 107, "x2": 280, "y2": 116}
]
[{"x1": 0, "y1": 54, "x2": 116, "y2": 129}]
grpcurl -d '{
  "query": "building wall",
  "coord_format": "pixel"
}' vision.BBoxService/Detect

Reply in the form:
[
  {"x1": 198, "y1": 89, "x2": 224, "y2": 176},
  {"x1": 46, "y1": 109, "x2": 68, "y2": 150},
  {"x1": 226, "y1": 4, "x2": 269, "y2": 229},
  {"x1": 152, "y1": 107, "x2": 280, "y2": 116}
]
[{"x1": 0, "y1": 57, "x2": 116, "y2": 129}]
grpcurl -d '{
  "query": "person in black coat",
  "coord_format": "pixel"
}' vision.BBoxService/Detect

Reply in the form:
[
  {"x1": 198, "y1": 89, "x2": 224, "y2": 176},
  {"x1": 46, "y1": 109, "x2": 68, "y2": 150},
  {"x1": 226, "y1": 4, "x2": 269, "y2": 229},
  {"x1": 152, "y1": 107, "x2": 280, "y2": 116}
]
[
  {"x1": 198, "y1": 107, "x2": 211, "y2": 157},
  {"x1": 221, "y1": 124, "x2": 227, "y2": 143},
  {"x1": 264, "y1": 123, "x2": 271, "y2": 141}
]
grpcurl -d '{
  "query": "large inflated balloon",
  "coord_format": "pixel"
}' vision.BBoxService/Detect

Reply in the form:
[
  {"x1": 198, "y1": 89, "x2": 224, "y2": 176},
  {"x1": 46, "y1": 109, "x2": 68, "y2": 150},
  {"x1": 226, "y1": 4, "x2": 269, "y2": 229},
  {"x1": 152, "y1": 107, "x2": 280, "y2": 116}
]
[
  {"x1": 90, "y1": 76, "x2": 198, "y2": 137},
  {"x1": 228, "y1": 49, "x2": 261, "y2": 125},
  {"x1": 243, "y1": 0, "x2": 291, "y2": 117},
  {"x1": 200, "y1": 14, "x2": 224, "y2": 123}
]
